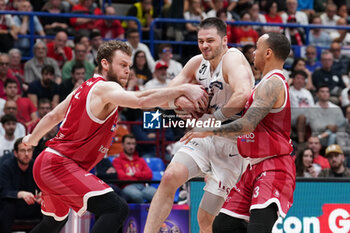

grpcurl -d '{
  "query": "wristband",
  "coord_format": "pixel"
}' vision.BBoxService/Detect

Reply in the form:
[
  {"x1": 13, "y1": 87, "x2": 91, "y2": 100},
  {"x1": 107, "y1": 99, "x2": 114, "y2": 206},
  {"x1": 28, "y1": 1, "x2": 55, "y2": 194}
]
[{"x1": 213, "y1": 108, "x2": 229, "y2": 122}]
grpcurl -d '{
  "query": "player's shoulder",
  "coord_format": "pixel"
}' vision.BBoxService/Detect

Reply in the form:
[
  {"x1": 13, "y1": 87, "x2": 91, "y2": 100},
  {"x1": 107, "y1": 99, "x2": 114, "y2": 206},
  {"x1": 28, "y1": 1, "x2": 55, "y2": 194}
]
[
  {"x1": 182, "y1": 54, "x2": 204, "y2": 73},
  {"x1": 223, "y1": 48, "x2": 244, "y2": 60}
]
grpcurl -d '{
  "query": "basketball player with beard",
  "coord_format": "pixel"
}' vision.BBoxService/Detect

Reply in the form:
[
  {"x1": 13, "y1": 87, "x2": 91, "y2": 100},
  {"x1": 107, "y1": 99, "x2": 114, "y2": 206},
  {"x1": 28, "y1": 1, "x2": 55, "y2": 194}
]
[
  {"x1": 23, "y1": 40, "x2": 207, "y2": 233},
  {"x1": 144, "y1": 17, "x2": 254, "y2": 233}
]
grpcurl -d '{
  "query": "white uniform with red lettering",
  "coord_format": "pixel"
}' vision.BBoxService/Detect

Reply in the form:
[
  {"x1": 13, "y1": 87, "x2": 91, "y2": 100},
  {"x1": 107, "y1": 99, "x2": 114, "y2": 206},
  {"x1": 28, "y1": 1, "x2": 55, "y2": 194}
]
[{"x1": 174, "y1": 48, "x2": 251, "y2": 199}]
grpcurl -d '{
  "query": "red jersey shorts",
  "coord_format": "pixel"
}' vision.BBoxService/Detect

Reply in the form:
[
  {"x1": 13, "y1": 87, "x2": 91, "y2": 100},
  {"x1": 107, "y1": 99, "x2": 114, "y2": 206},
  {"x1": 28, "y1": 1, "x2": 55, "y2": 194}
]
[
  {"x1": 33, "y1": 148, "x2": 113, "y2": 221},
  {"x1": 220, "y1": 155, "x2": 296, "y2": 221}
]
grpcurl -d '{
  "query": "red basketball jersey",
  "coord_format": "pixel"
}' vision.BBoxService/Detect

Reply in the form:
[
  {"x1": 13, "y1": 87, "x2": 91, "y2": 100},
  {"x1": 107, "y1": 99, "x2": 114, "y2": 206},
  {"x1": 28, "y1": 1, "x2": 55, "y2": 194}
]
[
  {"x1": 237, "y1": 70, "x2": 292, "y2": 159},
  {"x1": 47, "y1": 75, "x2": 118, "y2": 171}
]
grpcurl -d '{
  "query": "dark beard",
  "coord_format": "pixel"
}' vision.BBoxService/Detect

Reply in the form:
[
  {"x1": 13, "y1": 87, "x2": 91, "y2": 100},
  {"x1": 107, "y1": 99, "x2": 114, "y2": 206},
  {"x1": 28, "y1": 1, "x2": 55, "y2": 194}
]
[{"x1": 107, "y1": 69, "x2": 123, "y2": 86}]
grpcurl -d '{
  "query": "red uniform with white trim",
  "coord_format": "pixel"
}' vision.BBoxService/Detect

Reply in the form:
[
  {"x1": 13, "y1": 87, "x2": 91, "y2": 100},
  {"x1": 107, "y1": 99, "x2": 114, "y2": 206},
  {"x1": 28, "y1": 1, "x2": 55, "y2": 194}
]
[
  {"x1": 220, "y1": 70, "x2": 296, "y2": 220},
  {"x1": 33, "y1": 75, "x2": 117, "y2": 220}
]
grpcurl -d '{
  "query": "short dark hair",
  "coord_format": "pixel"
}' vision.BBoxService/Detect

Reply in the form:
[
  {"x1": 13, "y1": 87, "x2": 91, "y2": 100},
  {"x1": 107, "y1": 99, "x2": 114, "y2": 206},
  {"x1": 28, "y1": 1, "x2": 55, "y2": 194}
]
[
  {"x1": 96, "y1": 40, "x2": 132, "y2": 73},
  {"x1": 38, "y1": 98, "x2": 51, "y2": 107},
  {"x1": 14, "y1": 137, "x2": 24, "y2": 152},
  {"x1": 41, "y1": 64, "x2": 55, "y2": 75},
  {"x1": 126, "y1": 28, "x2": 139, "y2": 38},
  {"x1": 122, "y1": 134, "x2": 135, "y2": 143},
  {"x1": 199, "y1": 17, "x2": 227, "y2": 37},
  {"x1": 265, "y1": 32, "x2": 291, "y2": 61},
  {"x1": 291, "y1": 70, "x2": 307, "y2": 79},
  {"x1": 316, "y1": 84, "x2": 330, "y2": 93},
  {"x1": 90, "y1": 30, "x2": 101, "y2": 40},
  {"x1": 1, "y1": 114, "x2": 17, "y2": 124},
  {"x1": 74, "y1": 34, "x2": 88, "y2": 46},
  {"x1": 242, "y1": 44, "x2": 255, "y2": 54},
  {"x1": 4, "y1": 78, "x2": 17, "y2": 88},
  {"x1": 71, "y1": 62, "x2": 85, "y2": 74}
]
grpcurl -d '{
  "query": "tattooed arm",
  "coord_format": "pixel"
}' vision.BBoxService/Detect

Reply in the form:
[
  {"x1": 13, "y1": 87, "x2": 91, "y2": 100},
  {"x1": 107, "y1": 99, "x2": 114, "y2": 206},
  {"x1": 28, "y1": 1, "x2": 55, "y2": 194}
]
[{"x1": 180, "y1": 76, "x2": 286, "y2": 143}]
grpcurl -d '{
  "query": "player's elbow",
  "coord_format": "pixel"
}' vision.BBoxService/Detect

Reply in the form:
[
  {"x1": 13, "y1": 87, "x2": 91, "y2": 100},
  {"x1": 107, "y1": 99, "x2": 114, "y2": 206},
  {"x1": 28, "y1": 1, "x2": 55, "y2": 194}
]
[{"x1": 44, "y1": 111, "x2": 64, "y2": 124}]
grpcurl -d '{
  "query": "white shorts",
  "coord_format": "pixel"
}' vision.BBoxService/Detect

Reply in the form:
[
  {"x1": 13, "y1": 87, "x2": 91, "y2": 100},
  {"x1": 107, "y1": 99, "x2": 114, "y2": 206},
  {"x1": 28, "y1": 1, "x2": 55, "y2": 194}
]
[{"x1": 173, "y1": 136, "x2": 248, "y2": 199}]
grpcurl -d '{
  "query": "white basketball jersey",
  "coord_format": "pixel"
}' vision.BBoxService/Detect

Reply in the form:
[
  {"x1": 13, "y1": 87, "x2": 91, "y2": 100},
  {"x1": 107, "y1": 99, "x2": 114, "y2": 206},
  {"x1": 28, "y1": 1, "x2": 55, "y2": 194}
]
[{"x1": 196, "y1": 47, "x2": 243, "y2": 111}]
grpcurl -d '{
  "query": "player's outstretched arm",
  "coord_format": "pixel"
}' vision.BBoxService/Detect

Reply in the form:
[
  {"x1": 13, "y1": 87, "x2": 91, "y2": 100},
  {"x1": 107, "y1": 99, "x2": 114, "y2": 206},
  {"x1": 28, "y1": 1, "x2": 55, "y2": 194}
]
[
  {"x1": 180, "y1": 76, "x2": 284, "y2": 143},
  {"x1": 23, "y1": 90, "x2": 75, "y2": 146},
  {"x1": 101, "y1": 81, "x2": 208, "y2": 110}
]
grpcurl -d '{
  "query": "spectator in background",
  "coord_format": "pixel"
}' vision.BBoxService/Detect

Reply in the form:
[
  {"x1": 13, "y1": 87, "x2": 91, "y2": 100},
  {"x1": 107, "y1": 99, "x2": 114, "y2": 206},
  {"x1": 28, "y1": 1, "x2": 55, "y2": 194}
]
[
  {"x1": 330, "y1": 41, "x2": 349, "y2": 76},
  {"x1": 216, "y1": 9, "x2": 233, "y2": 43},
  {"x1": 27, "y1": 65, "x2": 59, "y2": 108},
  {"x1": 281, "y1": 0, "x2": 308, "y2": 25},
  {"x1": 27, "y1": 98, "x2": 51, "y2": 134},
  {"x1": 206, "y1": 0, "x2": 233, "y2": 20},
  {"x1": 0, "y1": 114, "x2": 18, "y2": 157},
  {"x1": 40, "y1": 0, "x2": 70, "y2": 36},
  {"x1": 132, "y1": 50, "x2": 153, "y2": 87},
  {"x1": 308, "y1": 15, "x2": 332, "y2": 47},
  {"x1": 59, "y1": 63, "x2": 85, "y2": 102},
  {"x1": 248, "y1": 2, "x2": 264, "y2": 34},
  {"x1": 338, "y1": 4, "x2": 350, "y2": 24},
  {"x1": 156, "y1": 44, "x2": 182, "y2": 80},
  {"x1": 309, "y1": 85, "x2": 346, "y2": 146},
  {"x1": 112, "y1": 134, "x2": 156, "y2": 203},
  {"x1": 295, "y1": 148, "x2": 320, "y2": 177},
  {"x1": 95, "y1": 6, "x2": 124, "y2": 40},
  {"x1": 70, "y1": 0, "x2": 102, "y2": 33},
  {"x1": 305, "y1": 45, "x2": 321, "y2": 73},
  {"x1": 290, "y1": 58, "x2": 314, "y2": 90},
  {"x1": 308, "y1": 136, "x2": 330, "y2": 169},
  {"x1": 312, "y1": 50, "x2": 345, "y2": 100},
  {"x1": 73, "y1": 33, "x2": 94, "y2": 66},
  {"x1": 46, "y1": 31, "x2": 73, "y2": 68},
  {"x1": 126, "y1": 29, "x2": 155, "y2": 72},
  {"x1": 318, "y1": 144, "x2": 350, "y2": 177},
  {"x1": 320, "y1": 3, "x2": 340, "y2": 34},
  {"x1": 125, "y1": 68, "x2": 140, "y2": 91},
  {"x1": 124, "y1": 0, "x2": 155, "y2": 39},
  {"x1": 95, "y1": 157, "x2": 122, "y2": 196},
  {"x1": 13, "y1": 0, "x2": 45, "y2": 57},
  {"x1": 0, "y1": 100, "x2": 26, "y2": 139},
  {"x1": 62, "y1": 43, "x2": 95, "y2": 81},
  {"x1": 8, "y1": 49, "x2": 24, "y2": 84},
  {"x1": 3, "y1": 79, "x2": 37, "y2": 127},
  {"x1": 330, "y1": 17, "x2": 350, "y2": 46},
  {"x1": 284, "y1": 14, "x2": 305, "y2": 46},
  {"x1": 336, "y1": 105, "x2": 350, "y2": 157},
  {"x1": 0, "y1": 0, "x2": 18, "y2": 53},
  {"x1": 88, "y1": 30, "x2": 103, "y2": 66},
  {"x1": 0, "y1": 138, "x2": 42, "y2": 233},
  {"x1": 242, "y1": 44, "x2": 255, "y2": 65},
  {"x1": 231, "y1": 11, "x2": 259, "y2": 45},
  {"x1": 261, "y1": 0, "x2": 283, "y2": 33},
  {"x1": 184, "y1": 0, "x2": 206, "y2": 41},
  {"x1": 24, "y1": 41, "x2": 61, "y2": 84},
  {"x1": 290, "y1": 70, "x2": 315, "y2": 144},
  {"x1": 144, "y1": 61, "x2": 170, "y2": 90},
  {"x1": 0, "y1": 54, "x2": 22, "y2": 99}
]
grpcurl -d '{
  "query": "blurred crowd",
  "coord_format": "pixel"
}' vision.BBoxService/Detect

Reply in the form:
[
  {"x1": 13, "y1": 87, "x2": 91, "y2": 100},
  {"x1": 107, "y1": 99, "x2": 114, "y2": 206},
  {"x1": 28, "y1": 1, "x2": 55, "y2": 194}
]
[{"x1": 0, "y1": 0, "x2": 350, "y2": 221}]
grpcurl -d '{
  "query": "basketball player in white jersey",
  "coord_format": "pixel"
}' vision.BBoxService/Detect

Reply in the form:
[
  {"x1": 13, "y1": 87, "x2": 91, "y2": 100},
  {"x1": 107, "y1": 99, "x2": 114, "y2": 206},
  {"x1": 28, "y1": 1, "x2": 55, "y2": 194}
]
[{"x1": 144, "y1": 17, "x2": 254, "y2": 233}]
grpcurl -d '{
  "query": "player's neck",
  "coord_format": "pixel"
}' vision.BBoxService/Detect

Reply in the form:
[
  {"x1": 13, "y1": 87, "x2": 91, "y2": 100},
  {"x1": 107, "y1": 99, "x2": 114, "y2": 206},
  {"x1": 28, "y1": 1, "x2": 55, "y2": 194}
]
[
  {"x1": 209, "y1": 47, "x2": 228, "y2": 71},
  {"x1": 262, "y1": 61, "x2": 284, "y2": 77}
]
